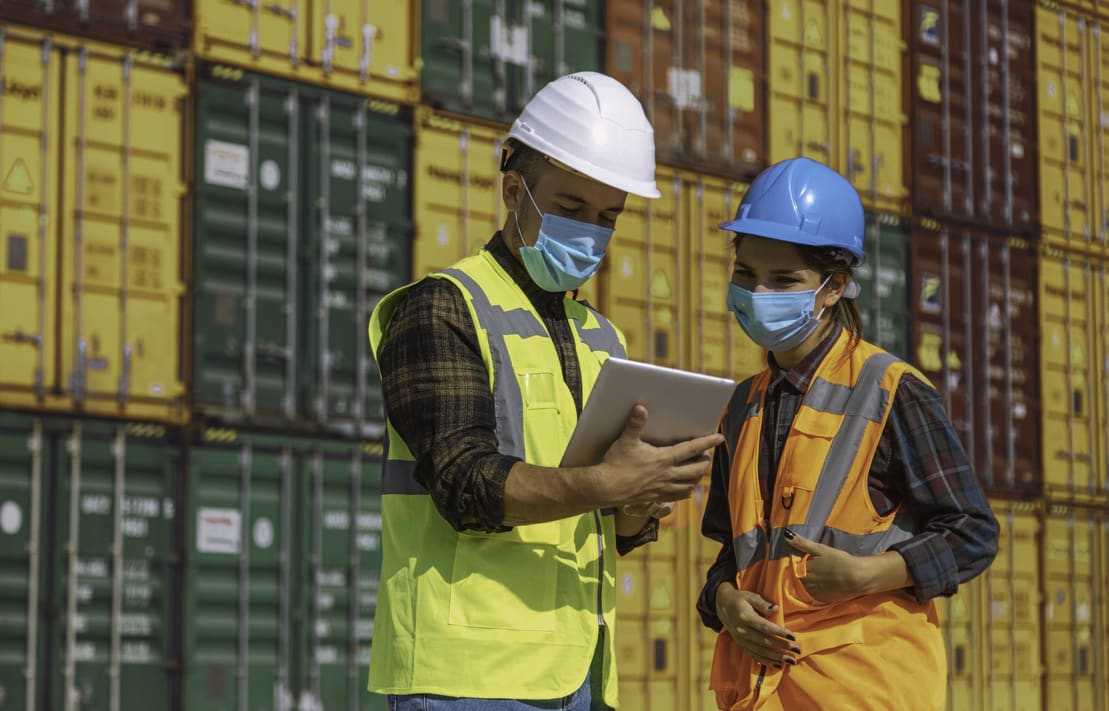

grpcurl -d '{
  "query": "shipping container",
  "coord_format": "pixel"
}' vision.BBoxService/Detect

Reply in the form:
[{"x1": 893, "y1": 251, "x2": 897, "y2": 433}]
[
  {"x1": 1042, "y1": 504, "x2": 1108, "y2": 711},
  {"x1": 766, "y1": 0, "x2": 907, "y2": 214},
  {"x1": 0, "y1": 1, "x2": 191, "y2": 51},
  {"x1": 910, "y1": 221, "x2": 1041, "y2": 498},
  {"x1": 908, "y1": 0, "x2": 1038, "y2": 230},
  {"x1": 1037, "y1": 6, "x2": 1109, "y2": 256},
  {"x1": 0, "y1": 27, "x2": 189, "y2": 424},
  {"x1": 193, "y1": 67, "x2": 411, "y2": 437},
  {"x1": 184, "y1": 428, "x2": 385, "y2": 711},
  {"x1": 410, "y1": 109, "x2": 507, "y2": 279},
  {"x1": 982, "y1": 501, "x2": 1042, "y2": 711},
  {"x1": 0, "y1": 412, "x2": 181, "y2": 711},
  {"x1": 856, "y1": 211, "x2": 911, "y2": 359},
  {"x1": 615, "y1": 523, "x2": 693, "y2": 710},
  {"x1": 684, "y1": 174, "x2": 765, "y2": 381},
  {"x1": 605, "y1": 0, "x2": 765, "y2": 179},
  {"x1": 420, "y1": 0, "x2": 603, "y2": 123},
  {"x1": 193, "y1": 0, "x2": 418, "y2": 104},
  {"x1": 1039, "y1": 245, "x2": 1109, "y2": 503}
]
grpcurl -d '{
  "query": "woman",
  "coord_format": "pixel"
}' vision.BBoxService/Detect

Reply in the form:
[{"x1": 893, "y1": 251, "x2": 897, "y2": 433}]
[{"x1": 698, "y1": 158, "x2": 999, "y2": 711}]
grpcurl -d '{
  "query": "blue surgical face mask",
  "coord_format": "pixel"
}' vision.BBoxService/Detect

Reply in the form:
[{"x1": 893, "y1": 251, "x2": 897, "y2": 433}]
[
  {"x1": 726, "y1": 277, "x2": 831, "y2": 352},
  {"x1": 514, "y1": 178, "x2": 614, "y2": 292}
]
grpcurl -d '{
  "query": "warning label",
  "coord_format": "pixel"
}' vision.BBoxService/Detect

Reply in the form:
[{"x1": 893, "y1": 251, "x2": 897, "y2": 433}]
[
  {"x1": 196, "y1": 507, "x2": 241, "y2": 554},
  {"x1": 3, "y1": 158, "x2": 32, "y2": 195},
  {"x1": 204, "y1": 140, "x2": 249, "y2": 190}
]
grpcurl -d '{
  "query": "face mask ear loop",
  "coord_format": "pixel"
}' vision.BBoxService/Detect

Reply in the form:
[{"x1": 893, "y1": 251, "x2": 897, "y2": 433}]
[
  {"x1": 813, "y1": 274, "x2": 834, "y2": 321},
  {"x1": 514, "y1": 175, "x2": 543, "y2": 249}
]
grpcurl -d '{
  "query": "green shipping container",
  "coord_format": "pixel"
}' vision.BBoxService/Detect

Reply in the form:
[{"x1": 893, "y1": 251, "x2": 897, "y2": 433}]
[
  {"x1": 420, "y1": 0, "x2": 604, "y2": 122},
  {"x1": 855, "y1": 212, "x2": 911, "y2": 359},
  {"x1": 0, "y1": 413, "x2": 180, "y2": 710},
  {"x1": 193, "y1": 68, "x2": 412, "y2": 437},
  {"x1": 184, "y1": 429, "x2": 384, "y2": 711}
]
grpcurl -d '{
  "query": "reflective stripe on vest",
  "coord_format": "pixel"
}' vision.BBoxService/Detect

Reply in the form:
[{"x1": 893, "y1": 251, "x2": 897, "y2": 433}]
[{"x1": 730, "y1": 352, "x2": 907, "y2": 572}]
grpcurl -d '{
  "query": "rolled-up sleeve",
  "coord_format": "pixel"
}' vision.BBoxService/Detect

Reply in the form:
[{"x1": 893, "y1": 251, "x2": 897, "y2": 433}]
[
  {"x1": 886, "y1": 375, "x2": 1000, "y2": 602},
  {"x1": 376, "y1": 277, "x2": 518, "y2": 532},
  {"x1": 697, "y1": 436, "x2": 738, "y2": 632}
]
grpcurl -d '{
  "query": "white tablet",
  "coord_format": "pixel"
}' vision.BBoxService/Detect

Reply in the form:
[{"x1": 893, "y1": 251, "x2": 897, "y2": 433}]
[{"x1": 559, "y1": 358, "x2": 737, "y2": 468}]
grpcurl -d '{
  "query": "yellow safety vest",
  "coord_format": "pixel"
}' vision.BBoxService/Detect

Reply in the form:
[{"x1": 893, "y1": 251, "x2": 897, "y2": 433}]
[
  {"x1": 710, "y1": 330, "x2": 947, "y2": 711},
  {"x1": 367, "y1": 249, "x2": 626, "y2": 705}
]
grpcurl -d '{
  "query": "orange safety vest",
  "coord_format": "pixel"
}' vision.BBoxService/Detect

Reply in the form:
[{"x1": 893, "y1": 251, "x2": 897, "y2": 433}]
[{"x1": 710, "y1": 330, "x2": 946, "y2": 711}]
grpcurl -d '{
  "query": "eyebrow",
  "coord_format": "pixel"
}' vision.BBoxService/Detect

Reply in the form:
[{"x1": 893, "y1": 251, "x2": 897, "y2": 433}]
[
  {"x1": 555, "y1": 192, "x2": 624, "y2": 213},
  {"x1": 734, "y1": 261, "x2": 806, "y2": 275}
]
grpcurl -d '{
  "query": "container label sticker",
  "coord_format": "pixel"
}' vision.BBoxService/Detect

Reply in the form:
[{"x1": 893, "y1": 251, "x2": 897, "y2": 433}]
[
  {"x1": 204, "y1": 140, "x2": 249, "y2": 190},
  {"x1": 253, "y1": 517, "x2": 274, "y2": 549},
  {"x1": 920, "y1": 7, "x2": 940, "y2": 45},
  {"x1": 197, "y1": 507, "x2": 241, "y2": 554},
  {"x1": 260, "y1": 160, "x2": 281, "y2": 191},
  {"x1": 1, "y1": 501, "x2": 22, "y2": 535},
  {"x1": 3, "y1": 158, "x2": 33, "y2": 195}
]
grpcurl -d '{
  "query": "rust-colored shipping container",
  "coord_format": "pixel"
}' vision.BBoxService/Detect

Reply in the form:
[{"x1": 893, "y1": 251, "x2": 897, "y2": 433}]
[
  {"x1": 910, "y1": 220, "x2": 1040, "y2": 498},
  {"x1": 908, "y1": 0, "x2": 1038, "y2": 230},
  {"x1": 0, "y1": 1, "x2": 190, "y2": 51},
  {"x1": 605, "y1": 0, "x2": 765, "y2": 180}
]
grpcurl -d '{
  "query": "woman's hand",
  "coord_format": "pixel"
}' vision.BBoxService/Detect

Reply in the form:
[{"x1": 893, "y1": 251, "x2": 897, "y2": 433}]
[
  {"x1": 715, "y1": 583, "x2": 800, "y2": 668},
  {"x1": 785, "y1": 529, "x2": 912, "y2": 602}
]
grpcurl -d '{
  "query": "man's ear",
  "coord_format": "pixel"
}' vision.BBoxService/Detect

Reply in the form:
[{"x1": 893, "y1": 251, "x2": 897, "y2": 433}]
[{"x1": 502, "y1": 170, "x2": 523, "y2": 212}]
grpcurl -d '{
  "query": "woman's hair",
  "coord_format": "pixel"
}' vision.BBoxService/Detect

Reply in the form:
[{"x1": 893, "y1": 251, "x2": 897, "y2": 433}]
[{"x1": 732, "y1": 234, "x2": 863, "y2": 346}]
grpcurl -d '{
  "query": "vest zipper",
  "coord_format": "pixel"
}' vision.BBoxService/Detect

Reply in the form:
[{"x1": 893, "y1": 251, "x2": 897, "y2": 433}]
[{"x1": 594, "y1": 510, "x2": 604, "y2": 625}]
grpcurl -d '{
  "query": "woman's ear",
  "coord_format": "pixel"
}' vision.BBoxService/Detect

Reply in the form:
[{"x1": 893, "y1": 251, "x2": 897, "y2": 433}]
[{"x1": 821, "y1": 272, "x2": 849, "y2": 310}]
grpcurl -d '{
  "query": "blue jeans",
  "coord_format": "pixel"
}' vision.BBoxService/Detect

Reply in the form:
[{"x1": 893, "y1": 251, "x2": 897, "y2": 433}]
[{"x1": 388, "y1": 672, "x2": 592, "y2": 710}]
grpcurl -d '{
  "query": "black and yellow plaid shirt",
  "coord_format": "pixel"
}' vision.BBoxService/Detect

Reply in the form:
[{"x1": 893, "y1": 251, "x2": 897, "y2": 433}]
[{"x1": 377, "y1": 233, "x2": 658, "y2": 553}]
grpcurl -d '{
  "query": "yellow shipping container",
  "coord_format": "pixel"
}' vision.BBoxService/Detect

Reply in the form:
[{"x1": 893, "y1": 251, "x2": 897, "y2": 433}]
[
  {"x1": 194, "y1": 0, "x2": 418, "y2": 103},
  {"x1": 1040, "y1": 244, "x2": 1109, "y2": 503},
  {"x1": 936, "y1": 575, "x2": 982, "y2": 711},
  {"x1": 1037, "y1": 6, "x2": 1109, "y2": 256},
  {"x1": 410, "y1": 109, "x2": 505, "y2": 276},
  {"x1": 0, "y1": 27, "x2": 60, "y2": 409},
  {"x1": 0, "y1": 26, "x2": 187, "y2": 423},
  {"x1": 1043, "y1": 504, "x2": 1108, "y2": 711},
  {"x1": 766, "y1": 0, "x2": 907, "y2": 214}
]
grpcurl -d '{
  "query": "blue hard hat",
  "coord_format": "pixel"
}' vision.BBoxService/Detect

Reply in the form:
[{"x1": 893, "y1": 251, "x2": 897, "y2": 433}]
[{"x1": 719, "y1": 158, "x2": 866, "y2": 265}]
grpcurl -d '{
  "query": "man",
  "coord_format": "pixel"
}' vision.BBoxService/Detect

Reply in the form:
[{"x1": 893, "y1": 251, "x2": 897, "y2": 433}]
[{"x1": 366, "y1": 72, "x2": 723, "y2": 710}]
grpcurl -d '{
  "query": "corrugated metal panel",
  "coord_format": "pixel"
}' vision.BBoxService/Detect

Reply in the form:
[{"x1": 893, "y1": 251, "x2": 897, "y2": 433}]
[
  {"x1": 0, "y1": 27, "x2": 60, "y2": 412},
  {"x1": 410, "y1": 109, "x2": 505, "y2": 279},
  {"x1": 0, "y1": 414, "x2": 47, "y2": 711},
  {"x1": 0, "y1": 28, "x2": 188, "y2": 424},
  {"x1": 1039, "y1": 245, "x2": 1109, "y2": 503},
  {"x1": 605, "y1": 0, "x2": 765, "y2": 179},
  {"x1": 982, "y1": 501, "x2": 1042, "y2": 711},
  {"x1": 193, "y1": 69, "x2": 410, "y2": 437},
  {"x1": 303, "y1": 91, "x2": 411, "y2": 435},
  {"x1": 937, "y1": 574, "x2": 982, "y2": 711},
  {"x1": 600, "y1": 168, "x2": 684, "y2": 368},
  {"x1": 615, "y1": 529, "x2": 690, "y2": 710},
  {"x1": 420, "y1": 0, "x2": 603, "y2": 123},
  {"x1": 1043, "y1": 504, "x2": 1108, "y2": 711},
  {"x1": 0, "y1": 413, "x2": 181, "y2": 711},
  {"x1": 0, "y1": 1, "x2": 191, "y2": 51},
  {"x1": 767, "y1": 0, "x2": 907, "y2": 214},
  {"x1": 909, "y1": 0, "x2": 1038, "y2": 230},
  {"x1": 1037, "y1": 6, "x2": 1109, "y2": 256},
  {"x1": 184, "y1": 429, "x2": 385, "y2": 711},
  {"x1": 910, "y1": 222, "x2": 1041, "y2": 498},
  {"x1": 194, "y1": 0, "x2": 418, "y2": 103},
  {"x1": 684, "y1": 174, "x2": 765, "y2": 381},
  {"x1": 59, "y1": 41, "x2": 188, "y2": 424},
  {"x1": 50, "y1": 419, "x2": 180, "y2": 711},
  {"x1": 856, "y1": 212, "x2": 910, "y2": 359}
]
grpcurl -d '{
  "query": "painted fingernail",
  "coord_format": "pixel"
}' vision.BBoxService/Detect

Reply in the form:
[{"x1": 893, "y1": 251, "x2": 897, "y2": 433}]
[
  {"x1": 786, "y1": 657, "x2": 798, "y2": 665},
  {"x1": 790, "y1": 647, "x2": 802, "y2": 654},
  {"x1": 786, "y1": 634, "x2": 796, "y2": 642},
  {"x1": 767, "y1": 604, "x2": 778, "y2": 611},
  {"x1": 783, "y1": 529, "x2": 796, "y2": 540}
]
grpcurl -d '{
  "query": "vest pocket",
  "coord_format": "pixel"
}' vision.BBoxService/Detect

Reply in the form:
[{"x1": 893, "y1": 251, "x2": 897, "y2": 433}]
[{"x1": 448, "y1": 535, "x2": 558, "y2": 631}]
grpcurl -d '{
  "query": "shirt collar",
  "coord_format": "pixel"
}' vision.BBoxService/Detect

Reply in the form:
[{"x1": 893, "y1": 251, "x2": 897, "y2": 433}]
[
  {"x1": 767, "y1": 325, "x2": 842, "y2": 394},
  {"x1": 486, "y1": 232, "x2": 567, "y2": 311}
]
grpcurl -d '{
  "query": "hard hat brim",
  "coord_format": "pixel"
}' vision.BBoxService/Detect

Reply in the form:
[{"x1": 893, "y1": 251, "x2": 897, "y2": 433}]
[{"x1": 719, "y1": 216, "x2": 866, "y2": 266}]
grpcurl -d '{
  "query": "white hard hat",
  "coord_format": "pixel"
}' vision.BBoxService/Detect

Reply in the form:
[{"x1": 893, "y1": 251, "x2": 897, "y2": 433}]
[{"x1": 506, "y1": 72, "x2": 661, "y2": 199}]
